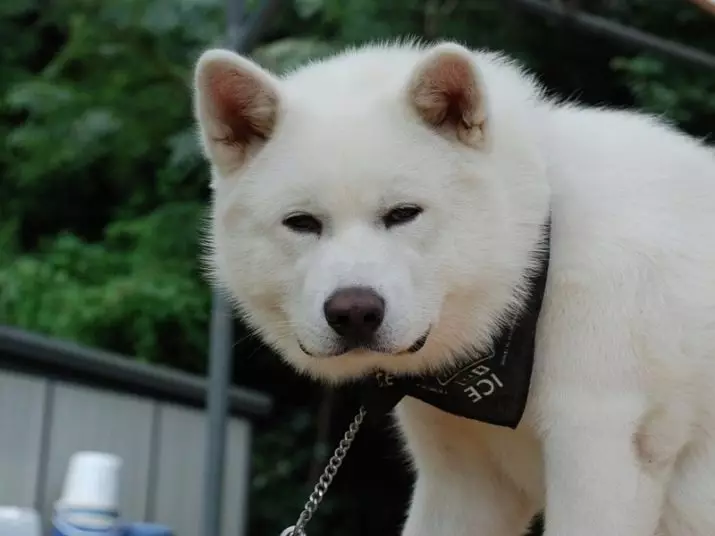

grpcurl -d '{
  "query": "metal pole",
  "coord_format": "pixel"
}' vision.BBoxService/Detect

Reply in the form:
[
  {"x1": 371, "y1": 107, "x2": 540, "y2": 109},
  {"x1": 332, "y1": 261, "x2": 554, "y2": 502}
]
[
  {"x1": 226, "y1": 0, "x2": 246, "y2": 52},
  {"x1": 515, "y1": 0, "x2": 715, "y2": 71},
  {"x1": 202, "y1": 292, "x2": 236, "y2": 536}
]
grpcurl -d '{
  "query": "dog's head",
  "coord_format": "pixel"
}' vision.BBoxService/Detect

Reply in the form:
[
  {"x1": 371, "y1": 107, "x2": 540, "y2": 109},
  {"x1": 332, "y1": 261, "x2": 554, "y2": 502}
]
[{"x1": 193, "y1": 42, "x2": 550, "y2": 382}]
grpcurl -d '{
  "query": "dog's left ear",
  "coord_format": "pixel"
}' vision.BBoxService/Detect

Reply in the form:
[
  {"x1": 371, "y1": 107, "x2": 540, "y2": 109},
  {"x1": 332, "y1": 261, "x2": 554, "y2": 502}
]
[{"x1": 406, "y1": 43, "x2": 488, "y2": 149}]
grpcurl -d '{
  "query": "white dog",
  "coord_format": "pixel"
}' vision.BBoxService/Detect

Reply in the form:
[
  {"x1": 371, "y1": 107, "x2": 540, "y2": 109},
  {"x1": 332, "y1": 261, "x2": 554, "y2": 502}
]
[{"x1": 193, "y1": 40, "x2": 715, "y2": 536}]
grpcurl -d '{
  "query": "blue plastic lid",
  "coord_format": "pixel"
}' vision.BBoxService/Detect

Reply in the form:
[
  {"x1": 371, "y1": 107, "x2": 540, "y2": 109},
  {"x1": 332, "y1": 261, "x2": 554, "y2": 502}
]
[{"x1": 122, "y1": 522, "x2": 173, "y2": 536}]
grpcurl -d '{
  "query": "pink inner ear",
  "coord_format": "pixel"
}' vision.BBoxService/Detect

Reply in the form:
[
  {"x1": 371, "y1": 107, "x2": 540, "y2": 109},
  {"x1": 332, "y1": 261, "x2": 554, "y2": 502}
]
[
  {"x1": 205, "y1": 66, "x2": 276, "y2": 146},
  {"x1": 414, "y1": 54, "x2": 477, "y2": 128}
]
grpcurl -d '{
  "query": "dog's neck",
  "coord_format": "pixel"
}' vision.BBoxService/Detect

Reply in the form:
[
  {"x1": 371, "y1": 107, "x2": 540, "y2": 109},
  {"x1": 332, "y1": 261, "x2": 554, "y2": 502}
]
[{"x1": 361, "y1": 216, "x2": 551, "y2": 428}]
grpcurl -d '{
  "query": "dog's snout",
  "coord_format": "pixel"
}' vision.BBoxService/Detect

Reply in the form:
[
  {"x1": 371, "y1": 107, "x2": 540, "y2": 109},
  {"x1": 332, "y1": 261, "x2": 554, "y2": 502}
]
[{"x1": 323, "y1": 287, "x2": 385, "y2": 344}]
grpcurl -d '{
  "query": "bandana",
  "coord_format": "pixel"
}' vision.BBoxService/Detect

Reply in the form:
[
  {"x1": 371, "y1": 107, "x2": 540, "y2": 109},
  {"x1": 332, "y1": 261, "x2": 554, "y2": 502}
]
[{"x1": 361, "y1": 218, "x2": 551, "y2": 428}]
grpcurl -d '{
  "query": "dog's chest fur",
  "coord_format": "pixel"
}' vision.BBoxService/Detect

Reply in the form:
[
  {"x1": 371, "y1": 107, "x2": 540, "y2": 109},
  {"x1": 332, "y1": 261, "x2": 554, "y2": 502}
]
[{"x1": 396, "y1": 398, "x2": 545, "y2": 506}]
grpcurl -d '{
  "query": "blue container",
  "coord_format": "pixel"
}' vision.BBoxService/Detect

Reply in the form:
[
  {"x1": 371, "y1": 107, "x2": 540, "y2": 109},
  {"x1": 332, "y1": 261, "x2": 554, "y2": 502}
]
[
  {"x1": 122, "y1": 523, "x2": 173, "y2": 536},
  {"x1": 50, "y1": 506, "x2": 122, "y2": 536}
]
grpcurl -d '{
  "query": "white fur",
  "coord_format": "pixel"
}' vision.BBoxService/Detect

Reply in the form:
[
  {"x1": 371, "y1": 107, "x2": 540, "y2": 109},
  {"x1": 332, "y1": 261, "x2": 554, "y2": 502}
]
[{"x1": 194, "y1": 40, "x2": 715, "y2": 536}]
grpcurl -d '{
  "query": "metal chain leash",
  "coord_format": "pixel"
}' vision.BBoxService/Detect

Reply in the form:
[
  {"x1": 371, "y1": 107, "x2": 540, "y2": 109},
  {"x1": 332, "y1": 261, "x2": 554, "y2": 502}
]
[{"x1": 280, "y1": 406, "x2": 367, "y2": 536}]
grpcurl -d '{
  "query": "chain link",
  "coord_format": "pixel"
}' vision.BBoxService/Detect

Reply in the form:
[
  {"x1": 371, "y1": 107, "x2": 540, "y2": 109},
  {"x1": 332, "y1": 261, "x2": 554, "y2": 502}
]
[{"x1": 281, "y1": 406, "x2": 367, "y2": 536}]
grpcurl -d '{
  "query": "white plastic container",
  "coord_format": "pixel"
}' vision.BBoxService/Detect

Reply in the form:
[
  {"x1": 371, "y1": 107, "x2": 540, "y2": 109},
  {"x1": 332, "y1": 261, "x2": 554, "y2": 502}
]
[
  {"x1": 52, "y1": 451, "x2": 123, "y2": 536},
  {"x1": 0, "y1": 507, "x2": 41, "y2": 536},
  {"x1": 58, "y1": 451, "x2": 122, "y2": 511}
]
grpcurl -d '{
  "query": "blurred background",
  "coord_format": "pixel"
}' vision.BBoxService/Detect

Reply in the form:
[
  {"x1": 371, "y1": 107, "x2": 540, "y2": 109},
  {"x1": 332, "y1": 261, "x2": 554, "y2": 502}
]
[{"x1": 1, "y1": 1, "x2": 714, "y2": 535}]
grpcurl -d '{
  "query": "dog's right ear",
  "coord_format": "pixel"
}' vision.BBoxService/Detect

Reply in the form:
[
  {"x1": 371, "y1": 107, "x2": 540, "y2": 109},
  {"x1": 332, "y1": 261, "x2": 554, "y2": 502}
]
[
  {"x1": 406, "y1": 43, "x2": 488, "y2": 150},
  {"x1": 193, "y1": 49, "x2": 280, "y2": 177}
]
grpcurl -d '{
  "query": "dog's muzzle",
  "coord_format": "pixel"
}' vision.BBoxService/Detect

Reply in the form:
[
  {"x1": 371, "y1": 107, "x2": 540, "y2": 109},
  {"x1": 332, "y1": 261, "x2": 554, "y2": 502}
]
[{"x1": 297, "y1": 286, "x2": 430, "y2": 358}]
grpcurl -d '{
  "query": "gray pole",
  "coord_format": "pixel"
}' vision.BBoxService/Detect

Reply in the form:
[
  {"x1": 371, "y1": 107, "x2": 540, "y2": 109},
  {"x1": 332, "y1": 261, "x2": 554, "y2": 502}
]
[
  {"x1": 226, "y1": 0, "x2": 246, "y2": 52},
  {"x1": 202, "y1": 293, "x2": 236, "y2": 536},
  {"x1": 201, "y1": 0, "x2": 245, "y2": 532}
]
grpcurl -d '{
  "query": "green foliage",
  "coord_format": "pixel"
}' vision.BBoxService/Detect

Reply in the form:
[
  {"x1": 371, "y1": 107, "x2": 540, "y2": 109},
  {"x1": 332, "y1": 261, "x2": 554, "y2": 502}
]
[
  {"x1": 1, "y1": 0, "x2": 713, "y2": 534},
  {"x1": 597, "y1": 0, "x2": 715, "y2": 134},
  {"x1": 611, "y1": 55, "x2": 715, "y2": 128},
  {"x1": 0, "y1": 0, "x2": 221, "y2": 368}
]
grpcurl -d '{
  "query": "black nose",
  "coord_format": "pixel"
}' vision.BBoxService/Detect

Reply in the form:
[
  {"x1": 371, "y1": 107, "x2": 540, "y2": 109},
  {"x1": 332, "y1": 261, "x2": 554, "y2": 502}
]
[{"x1": 323, "y1": 287, "x2": 385, "y2": 345}]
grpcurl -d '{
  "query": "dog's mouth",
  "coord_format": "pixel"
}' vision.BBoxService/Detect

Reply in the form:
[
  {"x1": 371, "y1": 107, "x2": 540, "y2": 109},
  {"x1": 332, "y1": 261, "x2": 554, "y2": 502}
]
[
  {"x1": 405, "y1": 332, "x2": 429, "y2": 353},
  {"x1": 299, "y1": 329, "x2": 430, "y2": 358}
]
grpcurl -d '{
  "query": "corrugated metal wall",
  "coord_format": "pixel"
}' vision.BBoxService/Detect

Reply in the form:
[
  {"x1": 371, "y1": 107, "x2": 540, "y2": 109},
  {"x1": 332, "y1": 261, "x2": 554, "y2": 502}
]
[{"x1": 0, "y1": 368, "x2": 252, "y2": 536}]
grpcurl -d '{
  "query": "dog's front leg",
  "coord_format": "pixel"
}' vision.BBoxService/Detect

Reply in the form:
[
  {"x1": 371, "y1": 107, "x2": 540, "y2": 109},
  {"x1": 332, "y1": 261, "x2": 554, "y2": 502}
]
[
  {"x1": 534, "y1": 286, "x2": 674, "y2": 536},
  {"x1": 401, "y1": 462, "x2": 535, "y2": 536},
  {"x1": 540, "y1": 397, "x2": 667, "y2": 536}
]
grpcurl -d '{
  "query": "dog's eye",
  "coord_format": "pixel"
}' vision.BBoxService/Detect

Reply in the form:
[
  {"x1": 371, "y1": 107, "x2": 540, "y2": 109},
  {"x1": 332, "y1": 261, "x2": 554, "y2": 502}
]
[
  {"x1": 383, "y1": 205, "x2": 423, "y2": 229},
  {"x1": 282, "y1": 213, "x2": 323, "y2": 235}
]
